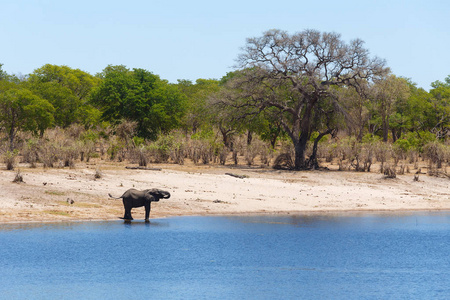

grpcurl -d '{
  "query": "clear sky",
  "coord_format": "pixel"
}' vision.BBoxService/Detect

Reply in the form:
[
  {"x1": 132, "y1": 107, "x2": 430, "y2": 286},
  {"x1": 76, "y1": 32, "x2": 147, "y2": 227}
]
[{"x1": 1, "y1": 0, "x2": 449, "y2": 90}]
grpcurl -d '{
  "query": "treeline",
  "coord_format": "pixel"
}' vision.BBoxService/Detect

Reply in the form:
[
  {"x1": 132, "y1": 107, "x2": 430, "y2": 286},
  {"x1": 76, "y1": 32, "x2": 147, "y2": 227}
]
[{"x1": 0, "y1": 29, "x2": 449, "y2": 173}]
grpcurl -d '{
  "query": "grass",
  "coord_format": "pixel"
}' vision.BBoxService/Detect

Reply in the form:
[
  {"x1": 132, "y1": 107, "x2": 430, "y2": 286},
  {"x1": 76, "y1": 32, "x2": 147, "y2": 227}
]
[
  {"x1": 75, "y1": 202, "x2": 102, "y2": 208},
  {"x1": 45, "y1": 190, "x2": 66, "y2": 196},
  {"x1": 43, "y1": 210, "x2": 71, "y2": 216}
]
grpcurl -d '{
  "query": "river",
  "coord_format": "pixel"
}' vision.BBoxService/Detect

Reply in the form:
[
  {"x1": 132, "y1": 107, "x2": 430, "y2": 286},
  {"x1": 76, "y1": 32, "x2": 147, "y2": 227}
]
[{"x1": 0, "y1": 212, "x2": 449, "y2": 299}]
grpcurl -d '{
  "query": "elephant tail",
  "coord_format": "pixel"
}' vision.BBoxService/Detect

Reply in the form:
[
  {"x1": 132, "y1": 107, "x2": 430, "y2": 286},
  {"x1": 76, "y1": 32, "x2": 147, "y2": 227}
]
[{"x1": 108, "y1": 193, "x2": 122, "y2": 199}]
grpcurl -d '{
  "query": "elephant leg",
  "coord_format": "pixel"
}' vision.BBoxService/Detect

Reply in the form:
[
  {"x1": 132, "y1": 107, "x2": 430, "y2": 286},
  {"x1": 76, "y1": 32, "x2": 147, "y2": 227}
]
[
  {"x1": 123, "y1": 200, "x2": 133, "y2": 220},
  {"x1": 123, "y1": 209, "x2": 133, "y2": 220},
  {"x1": 144, "y1": 203, "x2": 151, "y2": 221}
]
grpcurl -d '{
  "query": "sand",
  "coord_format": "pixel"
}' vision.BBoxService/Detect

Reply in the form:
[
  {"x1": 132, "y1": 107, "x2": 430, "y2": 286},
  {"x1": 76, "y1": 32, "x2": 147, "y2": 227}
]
[{"x1": 0, "y1": 161, "x2": 449, "y2": 223}]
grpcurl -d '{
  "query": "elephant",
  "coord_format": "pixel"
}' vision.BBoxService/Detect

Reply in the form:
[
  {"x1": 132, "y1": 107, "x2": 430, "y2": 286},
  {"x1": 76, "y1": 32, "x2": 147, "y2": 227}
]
[{"x1": 109, "y1": 188, "x2": 170, "y2": 221}]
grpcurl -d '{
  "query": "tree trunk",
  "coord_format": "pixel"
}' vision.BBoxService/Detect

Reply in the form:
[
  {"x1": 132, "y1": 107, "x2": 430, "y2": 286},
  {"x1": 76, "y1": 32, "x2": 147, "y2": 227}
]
[
  {"x1": 9, "y1": 126, "x2": 16, "y2": 151},
  {"x1": 293, "y1": 132, "x2": 309, "y2": 170},
  {"x1": 382, "y1": 114, "x2": 389, "y2": 142},
  {"x1": 391, "y1": 128, "x2": 401, "y2": 142},
  {"x1": 270, "y1": 137, "x2": 277, "y2": 149},
  {"x1": 247, "y1": 130, "x2": 253, "y2": 145},
  {"x1": 309, "y1": 129, "x2": 332, "y2": 169},
  {"x1": 219, "y1": 126, "x2": 231, "y2": 148}
]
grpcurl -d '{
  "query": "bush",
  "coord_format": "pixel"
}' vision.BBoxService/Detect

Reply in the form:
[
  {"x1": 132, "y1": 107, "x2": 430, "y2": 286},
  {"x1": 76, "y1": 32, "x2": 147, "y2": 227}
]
[
  {"x1": 245, "y1": 142, "x2": 259, "y2": 166},
  {"x1": 21, "y1": 138, "x2": 40, "y2": 168},
  {"x1": 107, "y1": 138, "x2": 127, "y2": 162},
  {"x1": 423, "y1": 141, "x2": 447, "y2": 170},
  {"x1": 188, "y1": 130, "x2": 221, "y2": 165},
  {"x1": 229, "y1": 135, "x2": 244, "y2": 165},
  {"x1": 374, "y1": 141, "x2": 392, "y2": 173},
  {"x1": 148, "y1": 135, "x2": 173, "y2": 163},
  {"x1": 383, "y1": 165, "x2": 397, "y2": 179},
  {"x1": 397, "y1": 131, "x2": 436, "y2": 153},
  {"x1": 273, "y1": 153, "x2": 294, "y2": 170},
  {"x1": 3, "y1": 150, "x2": 19, "y2": 170},
  {"x1": 336, "y1": 137, "x2": 358, "y2": 171},
  {"x1": 273, "y1": 140, "x2": 294, "y2": 170},
  {"x1": 13, "y1": 170, "x2": 24, "y2": 183}
]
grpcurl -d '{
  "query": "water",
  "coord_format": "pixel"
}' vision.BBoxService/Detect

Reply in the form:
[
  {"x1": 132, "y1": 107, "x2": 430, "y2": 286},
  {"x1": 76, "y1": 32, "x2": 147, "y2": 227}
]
[{"x1": 0, "y1": 213, "x2": 449, "y2": 299}]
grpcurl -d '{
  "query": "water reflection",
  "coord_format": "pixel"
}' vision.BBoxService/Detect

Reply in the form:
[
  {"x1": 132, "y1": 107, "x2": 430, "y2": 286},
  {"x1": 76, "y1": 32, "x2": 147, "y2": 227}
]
[
  {"x1": 1, "y1": 211, "x2": 449, "y2": 232},
  {"x1": 226, "y1": 211, "x2": 450, "y2": 229}
]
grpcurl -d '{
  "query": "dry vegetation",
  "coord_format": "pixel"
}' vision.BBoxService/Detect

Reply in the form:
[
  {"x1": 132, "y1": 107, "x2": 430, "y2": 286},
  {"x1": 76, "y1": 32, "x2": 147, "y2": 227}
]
[
  {"x1": 0, "y1": 125, "x2": 449, "y2": 223},
  {"x1": 1, "y1": 124, "x2": 449, "y2": 178}
]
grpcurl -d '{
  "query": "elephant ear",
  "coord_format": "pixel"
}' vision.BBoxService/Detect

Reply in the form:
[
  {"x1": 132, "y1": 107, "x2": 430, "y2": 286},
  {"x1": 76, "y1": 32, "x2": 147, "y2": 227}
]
[{"x1": 145, "y1": 191, "x2": 156, "y2": 201}]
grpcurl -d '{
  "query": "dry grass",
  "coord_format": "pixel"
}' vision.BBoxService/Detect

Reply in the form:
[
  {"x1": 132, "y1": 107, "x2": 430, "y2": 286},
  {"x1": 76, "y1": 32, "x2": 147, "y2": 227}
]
[{"x1": 43, "y1": 210, "x2": 71, "y2": 216}]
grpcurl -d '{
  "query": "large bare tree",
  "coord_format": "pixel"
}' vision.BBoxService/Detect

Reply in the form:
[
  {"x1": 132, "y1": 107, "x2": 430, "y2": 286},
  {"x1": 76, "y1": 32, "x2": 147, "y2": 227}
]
[{"x1": 217, "y1": 29, "x2": 388, "y2": 170}]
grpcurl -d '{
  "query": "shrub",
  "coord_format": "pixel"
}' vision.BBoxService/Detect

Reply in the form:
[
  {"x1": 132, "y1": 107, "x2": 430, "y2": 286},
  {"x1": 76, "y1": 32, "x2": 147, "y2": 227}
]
[
  {"x1": 336, "y1": 137, "x2": 358, "y2": 171},
  {"x1": 374, "y1": 141, "x2": 392, "y2": 173},
  {"x1": 231, "y1": 136, "x2": 245, "y2": 165},
  {"x1": 107, "y1": 138, "x2": 127, "y2": 162},
  {"x1": 94, "y1": 168, "x2": 102, "y2": 179},
  {"x1": 398, "y1": 131, "x2": 436, "y2": 153},
  {"x1": 188, "y1": 130, "x2": 220, "y2": 165},
  {"x1": 21, "y1": 138, "x2": 40, "y2": 168},
  {"x1": 273, "y1": 140, "x2": 294, "y2": 170},
  {"x1": 423, "y1": 141, "x2": 447, "y2": 170},
  {"x1": 218, "y1": 145, "x2": 228, "y2": 165},
  {"x1": 258, "y1": 141, "x2": 273, "y2": 166},
  {"x1": 357, "y1": 142, "x2": 375, "y2": 172},
  {"x1": 62, "y1": 145, "x2": 79, "y2": 168},
  {"x1": 383, "y1": 165, "x2": 396, "y2": 179},
  {"x1": 245, "y1": 143, "x2": 259, "y2": 166},
  {"x1": 3, "y1": 150, "x2": 19, "y2": 170},
  {"x1": 273, "y1": 153, "x2": 294, "y2": 170},
  {"x1": 148, "y1": 135, "x2": 173, "y2": 163},
  {"x1": 13, "y1": 170, "x2": 24, "y2": 183}
]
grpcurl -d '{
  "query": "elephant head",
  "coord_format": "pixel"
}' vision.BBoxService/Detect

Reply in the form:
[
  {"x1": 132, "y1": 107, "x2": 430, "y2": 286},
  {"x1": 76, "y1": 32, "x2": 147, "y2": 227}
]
[{"x1": 145, "y1": 188, "x2": 171, "y2": 202}]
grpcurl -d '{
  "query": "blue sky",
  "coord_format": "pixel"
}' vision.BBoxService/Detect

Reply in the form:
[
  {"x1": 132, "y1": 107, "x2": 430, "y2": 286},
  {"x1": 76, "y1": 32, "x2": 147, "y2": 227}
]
[{"x1": 1, "y1": 0, "x2": 449, "y2": 90}]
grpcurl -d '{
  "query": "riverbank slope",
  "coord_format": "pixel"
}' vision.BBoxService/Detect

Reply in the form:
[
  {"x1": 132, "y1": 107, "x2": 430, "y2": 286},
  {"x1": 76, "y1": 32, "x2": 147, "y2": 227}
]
[{"x1": 0, "y1": 162, "x2": 449, "y2": 222}]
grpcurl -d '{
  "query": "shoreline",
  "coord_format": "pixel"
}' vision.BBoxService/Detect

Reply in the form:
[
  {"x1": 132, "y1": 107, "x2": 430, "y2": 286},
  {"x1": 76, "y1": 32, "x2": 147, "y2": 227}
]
[
  {"x1": 1, "y1": 162, "x2": 449, "y2": 224},
  {"x1": 2, "y1": 209, "x2": 450, "y2": 226}
]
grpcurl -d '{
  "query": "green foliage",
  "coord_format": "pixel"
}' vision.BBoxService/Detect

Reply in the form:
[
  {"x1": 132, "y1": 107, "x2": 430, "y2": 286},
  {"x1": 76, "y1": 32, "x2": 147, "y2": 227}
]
[
  {"x1": 394, "y1": 131, "x2": 436, "y2": 152},
  {"x1": 177, "y1": 78, "x2": 220, "y2": 133},
  {"x1": 148, "y1": 134, "x2": 175, "y2": 163},
  {"x1": 0, "y1": 63, "x2": 7, "y2": 80},
  {"x1": 107, "y1": 139, "x2": 126, "y2": 161},
  {"x1": 361, "y1": 134, "x2": 382, "y2": 144},
  {"x1": 429, "y1": 76, "x2": 450, "y2": 138},
  {"x1": 0, "y1": 56, "x2": 449, "y2": 171},
  {"x1": 3, "y1": 150, "x2": 19, "y2": 170},
  {"x1": 30, "y1": 64, "x2": 100, "y2": 99},
  {"x1": 132, "y1": 136, "x2": 145, "y2": 147},
  {"x1": 310, "y1": 131, "x2": 329, "y2": 143},
  {"x1": 27, "y1": 64, "x2": 100, "y2": 127},
  {"x1": 191, "y1": 128, "x2": 215, "y2": 141},
  {"x1": 91, "y1": 65, "x2": 186, "y2": 140},
  {"x1": 393, "y1": 138, "x2": 410, "y2": 152},
  {"x1": 0, "y1": 85, "x2": 55, "y2": 149}
]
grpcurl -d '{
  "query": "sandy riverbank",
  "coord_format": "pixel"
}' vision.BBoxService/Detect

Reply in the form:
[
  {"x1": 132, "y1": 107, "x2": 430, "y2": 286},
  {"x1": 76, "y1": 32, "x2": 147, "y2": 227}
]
[{"x1": 0, "y1": 162, "x2": 449, "y2": 223}]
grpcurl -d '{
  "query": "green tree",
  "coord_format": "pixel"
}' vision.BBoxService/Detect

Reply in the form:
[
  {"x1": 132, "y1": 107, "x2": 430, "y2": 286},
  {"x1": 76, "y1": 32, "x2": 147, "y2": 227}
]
[
  {"x1": 370, "y1": 75, "x2": 410, "y2": 142},
  {"x1": 27, "y1": 64, "x2": 101, "y2": 127},
  {"x1": 177, "y1": 78, "x2": 220, "y2": 134},
  {"x1": 402, "y1": 81, "x2": 432, "y2": 133},
  {"x1": 0, "y1": 84, "x2": 54, "y2": 150},
  {"x1": 429, "y1": 76, "x2": 450, "y2": 138},
  {"x1": 0, "y1": 63, "x2": 7, "y2": 80},
  {"x1": 91, "y1": 65, "x2": 186, "y2": 140}
]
